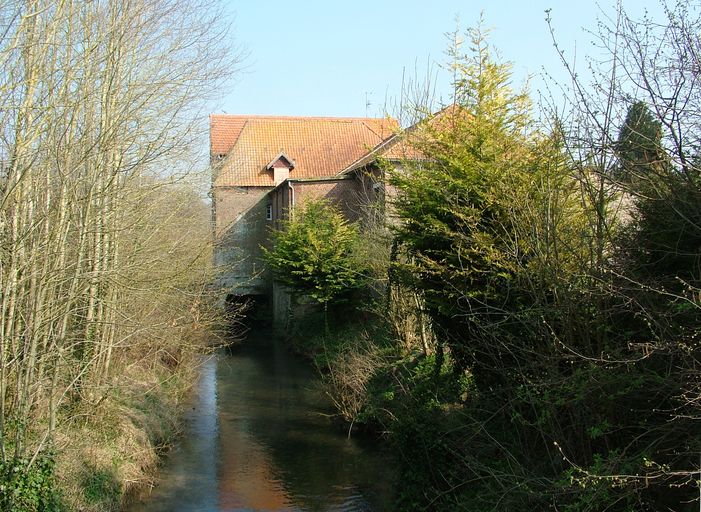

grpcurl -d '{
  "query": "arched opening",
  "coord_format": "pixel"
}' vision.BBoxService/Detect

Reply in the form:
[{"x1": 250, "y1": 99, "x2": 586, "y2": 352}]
[{"x1": 224, "y1": 293, "x2": 271, "y2": 335}]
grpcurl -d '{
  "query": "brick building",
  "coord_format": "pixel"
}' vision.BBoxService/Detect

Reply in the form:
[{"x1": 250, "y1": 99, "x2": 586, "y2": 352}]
[{"x1": 210, "y1": 114, "x2": 400, "y2": 305}]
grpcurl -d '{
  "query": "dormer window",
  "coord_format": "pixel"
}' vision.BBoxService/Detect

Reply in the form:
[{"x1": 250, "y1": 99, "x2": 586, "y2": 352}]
[{"x1": 266, "y1": 151, "x2": 296, "y2": 185}]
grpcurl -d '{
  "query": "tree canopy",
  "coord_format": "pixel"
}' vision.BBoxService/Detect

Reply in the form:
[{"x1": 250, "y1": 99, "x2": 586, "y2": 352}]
[{"x1": 263, "y1": 200, "x2": 367, "y2": 307}]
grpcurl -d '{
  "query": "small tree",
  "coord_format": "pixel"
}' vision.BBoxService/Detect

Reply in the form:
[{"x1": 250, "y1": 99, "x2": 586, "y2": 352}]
[{"x1": 263, "y1": 200, "x2": 367, "y2": 332}]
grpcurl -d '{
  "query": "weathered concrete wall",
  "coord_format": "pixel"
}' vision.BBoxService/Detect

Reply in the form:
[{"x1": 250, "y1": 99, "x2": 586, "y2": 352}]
[{"x1": 213, "y1": 186, "x2": 273, "y2": 295}]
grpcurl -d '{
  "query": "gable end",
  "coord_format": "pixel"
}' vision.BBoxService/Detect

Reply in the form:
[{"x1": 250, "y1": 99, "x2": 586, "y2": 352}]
[{"x1": 266, "y1": 151, "x2": 296, "y2": 170}]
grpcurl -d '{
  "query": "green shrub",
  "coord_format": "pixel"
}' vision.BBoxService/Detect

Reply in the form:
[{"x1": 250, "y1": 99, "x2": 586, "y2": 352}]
[{"x1": 0, "y1": 454, "x2": 63, "y2": 511}]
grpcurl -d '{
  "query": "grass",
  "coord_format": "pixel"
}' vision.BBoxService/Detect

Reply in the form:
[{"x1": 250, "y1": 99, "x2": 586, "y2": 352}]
[{"x1": 52, "y1": 353, "x2": 200, "y2": 512}]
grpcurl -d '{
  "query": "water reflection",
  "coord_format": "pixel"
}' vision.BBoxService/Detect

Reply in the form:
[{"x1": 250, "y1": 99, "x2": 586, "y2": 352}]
[
  {"x1": 125, "y1": 356, "x2": 220, "y2": 511},
  {"x1": 126, "y1": 333, "x2": 393, "y2": 512}
]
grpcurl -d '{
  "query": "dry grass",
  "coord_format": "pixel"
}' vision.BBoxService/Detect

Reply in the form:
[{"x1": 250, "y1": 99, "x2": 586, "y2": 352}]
[
  {"x1": 320, "y1": 333, "x2": 386, "y2": 429},
  {"x1": 52, "y1": 349, "x2": 202, "y2": 511}
]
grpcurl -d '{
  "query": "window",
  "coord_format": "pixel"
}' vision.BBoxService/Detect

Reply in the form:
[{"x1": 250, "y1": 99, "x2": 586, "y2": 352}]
[{"x1": 266, "y1": 204, "x2": 273, "y2": 221}]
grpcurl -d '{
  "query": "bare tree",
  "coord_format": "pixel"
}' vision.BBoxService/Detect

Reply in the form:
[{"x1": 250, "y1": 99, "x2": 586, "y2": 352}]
[
  {"x1": 545, "y1": 0, "x2": 701, "y2": 504},
  {"x1": 0, "y1": 0, "x2": 237, "y2": 482}
]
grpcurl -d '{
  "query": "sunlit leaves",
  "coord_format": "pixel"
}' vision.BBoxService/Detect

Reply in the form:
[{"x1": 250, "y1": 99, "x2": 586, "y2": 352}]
[{"x1": 263, "y1": 200, "x2": 367, "y2": 306}]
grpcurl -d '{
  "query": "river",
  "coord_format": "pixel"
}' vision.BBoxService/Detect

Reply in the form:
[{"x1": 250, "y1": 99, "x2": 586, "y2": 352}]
[{"x1": 125, "y1": 331, "x2": 394, "y2": 512}]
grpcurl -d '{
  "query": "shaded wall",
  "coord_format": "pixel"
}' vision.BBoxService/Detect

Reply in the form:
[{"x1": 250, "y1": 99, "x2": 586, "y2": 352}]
[
  {"x1": 269, "y1": 178, "x2": 362, "y2": 225},
  {"x1": 213, "y1": 186, "x2": 273, "y2": 295},
  {"x1": 351, "y1": 162, "x2": 404, "y2": 227}
]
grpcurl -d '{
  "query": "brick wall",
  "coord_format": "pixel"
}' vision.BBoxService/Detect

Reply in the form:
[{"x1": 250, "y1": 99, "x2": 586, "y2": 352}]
[
  {"x1": 212, "y1": 186, "x2": 273, "y2": 294},
  {"x1": 268, "y1": 178, "x2": 362, "y2": 225},
  {"x1": 291, "y1": 179, "x2": 362, "y2": 221}
]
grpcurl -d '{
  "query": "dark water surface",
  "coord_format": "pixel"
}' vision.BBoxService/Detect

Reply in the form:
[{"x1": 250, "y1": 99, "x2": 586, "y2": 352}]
[{"x1": 125, "y1": 332, "x2": 394, "y2": 512}]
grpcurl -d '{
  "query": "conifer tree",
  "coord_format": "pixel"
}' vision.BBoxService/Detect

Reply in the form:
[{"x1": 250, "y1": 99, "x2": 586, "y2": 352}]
[
  {"x1": 263, "y1": 200, "x2": 367, "y2": 331},
  {"x1": 615, "y1": 101, "x2": 665, "y2": 183}
]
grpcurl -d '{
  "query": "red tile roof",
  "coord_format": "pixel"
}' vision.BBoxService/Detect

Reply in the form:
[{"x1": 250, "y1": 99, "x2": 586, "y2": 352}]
[
  {"x1": 210, "y1": 115, "x2": 248, "y2": 156},
  {"x1": 340, "y1": 132, "x2": 426, "y2": 175},
  {"x1": 211, "y1": 115, "x2": 398, "y2": 187},
  {"x1": 340, "y1": 104, "x2": 466, "y2": 175}
]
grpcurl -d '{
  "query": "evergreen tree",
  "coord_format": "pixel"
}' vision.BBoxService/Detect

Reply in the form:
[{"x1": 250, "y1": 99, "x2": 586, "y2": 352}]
[
  {"x1": 616, "y1": 103, "x2": 701, "y2": 282},
  {"x1": 263, "y1": 200, "x2": 367, "y2": 330},
  {"x1": 390, "y1": 24, "x2": 545, "y2": 379},
  {"x1": 614, "y1": 101, "x2": 664, "y2": 183}
]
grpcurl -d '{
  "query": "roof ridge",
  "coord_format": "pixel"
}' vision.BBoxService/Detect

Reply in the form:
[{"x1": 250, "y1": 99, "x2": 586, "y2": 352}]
[{"x1": 210, "y1": 114, "x2": 392, "y2": 122}]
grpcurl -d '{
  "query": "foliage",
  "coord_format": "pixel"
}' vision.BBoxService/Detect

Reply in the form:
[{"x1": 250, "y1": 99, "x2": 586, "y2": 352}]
[
  {"x1": 0, "y1": 455, "x2": 62, "y2": 511},
  {"x1": 617, "y1": 101, "x2": 701, "y2": 285},
  {"x1": 263, "y1": 199, "x2": 368, "y2": 307},
  {"x1": 614, "y1": 101, "x2": 665, "y2": 183},
  {"x1": 553, "y1": 3, "x2": 701, "y2": 505},
  {"x1": 625, "y1": 166, "x2": 701, "y2": 283},
  {"x1": 81, "y1": 468, "x2": 120, "y2": 506},
  {"x1": 376, "y1": 11, "x2": 701, "y2": 510},
  {"x1": 390, "y1": 23, "x2": 585, "y2": 381}
]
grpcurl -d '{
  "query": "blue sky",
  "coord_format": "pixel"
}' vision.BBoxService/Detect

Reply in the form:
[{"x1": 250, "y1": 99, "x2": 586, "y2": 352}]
[{"x1": 217, "y1": 1, "x2": 664, "y2": 119}]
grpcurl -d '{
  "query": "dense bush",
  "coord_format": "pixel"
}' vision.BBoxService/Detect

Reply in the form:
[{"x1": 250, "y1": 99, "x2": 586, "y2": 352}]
[
  {"x1": 0, "y1": 455, "x2": 62, "y2": 511},
  {"x1": 381, "y1": 14, "x2": 701, "y2": 510},
  {"x1": 263, "y1": 200, "x2": 368, "y2": 308}
]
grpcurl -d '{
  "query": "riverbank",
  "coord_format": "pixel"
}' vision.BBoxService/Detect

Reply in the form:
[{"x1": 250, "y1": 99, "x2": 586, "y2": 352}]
[
  {"x1": 126, "y1": 331, "x2": 395, "y2": 511},
  {"x1": 281, "y1": 305, "x2": 475, "y2": 510},
  {"x1": 49, "y1": 346, "x2": 208, "y2": 511}
]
